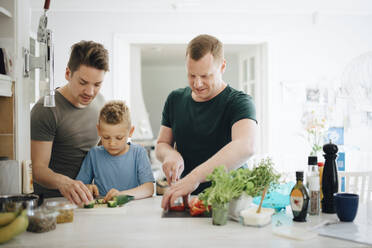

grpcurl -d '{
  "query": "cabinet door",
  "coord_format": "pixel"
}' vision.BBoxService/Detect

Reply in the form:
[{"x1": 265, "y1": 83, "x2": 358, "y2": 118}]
[{"x1": 0, "y1": 85, "x2": 14, "y2": 159}]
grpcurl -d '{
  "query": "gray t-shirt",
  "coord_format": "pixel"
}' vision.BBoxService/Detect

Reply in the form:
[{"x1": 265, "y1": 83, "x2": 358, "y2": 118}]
[{"x1": 31, "y1": 90, "x2": 105, "y2": 197}]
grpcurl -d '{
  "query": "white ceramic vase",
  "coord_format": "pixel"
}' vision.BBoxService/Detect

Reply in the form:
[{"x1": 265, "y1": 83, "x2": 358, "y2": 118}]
[{"x1": 228, "y1": 193, "x2": 253, "y2": 221}]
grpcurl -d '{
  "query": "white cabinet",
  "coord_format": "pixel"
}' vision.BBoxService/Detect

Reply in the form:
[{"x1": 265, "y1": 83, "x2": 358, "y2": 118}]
[{"x1": 0, "y1": 0, "x2": 32, "y2": 161}]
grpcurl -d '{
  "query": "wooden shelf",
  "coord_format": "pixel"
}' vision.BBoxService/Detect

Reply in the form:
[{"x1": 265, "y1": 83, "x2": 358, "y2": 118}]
[
  {"x1": 0, "y1": 6, "x2": 12, "y2": 18},
  {"x1": 0, "y1": 74, "x2": 12, "y2": 97},
  {"x1": 0, "y1": 87, "x2": 15, "y2": 159}
]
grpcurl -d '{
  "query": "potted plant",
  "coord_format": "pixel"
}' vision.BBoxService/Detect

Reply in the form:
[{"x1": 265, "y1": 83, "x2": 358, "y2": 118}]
[
  {"x1": 199, "y1": 166, "x2": 234, "y2": 226},
  {"x1": 228, "y1": 158, "x2": 280, "y2": 221},
  {"x1": 199, "y1": 158, "x2": 281, "y2": 224}
]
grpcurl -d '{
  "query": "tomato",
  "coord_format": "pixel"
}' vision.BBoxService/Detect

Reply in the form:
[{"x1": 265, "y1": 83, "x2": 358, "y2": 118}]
[
  {"x1": 170, "y1": 203, "x2": 185, "y2": 212},
  {"x1": 189, "y1": 197, "x2": 209, "y2": 216}
]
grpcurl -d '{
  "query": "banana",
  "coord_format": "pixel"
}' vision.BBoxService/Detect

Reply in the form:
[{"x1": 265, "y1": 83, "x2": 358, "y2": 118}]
[
  {"x1": 0, "y1": 212, "x2": 17, "y2": 226},
  {"x1": 0, "y1": 210, "x2": 29, "y2": 244}
]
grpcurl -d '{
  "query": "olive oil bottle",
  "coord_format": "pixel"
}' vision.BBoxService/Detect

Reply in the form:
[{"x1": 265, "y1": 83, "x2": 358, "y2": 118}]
[{"x1": 290, "y1": 171, "x2": 309, "y2": 222}]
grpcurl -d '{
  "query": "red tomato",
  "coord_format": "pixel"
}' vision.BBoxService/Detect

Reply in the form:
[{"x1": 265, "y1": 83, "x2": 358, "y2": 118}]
[
  {"x1": 189, "y1": 197, "x2": 208, "y2": 216},
  {"x1": 170, "y1": 204, "x2": 185, "y2": 212}
]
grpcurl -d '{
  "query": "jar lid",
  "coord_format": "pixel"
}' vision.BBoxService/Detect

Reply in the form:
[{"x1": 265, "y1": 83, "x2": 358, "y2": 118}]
[
  {"x1": 45, "y1": 201, "x2": 77, "y2": 211},
  {"x1": 308, "y1": 156, "x2": 318, "y2": 165},
  {"x1": 27, "y1": 207, "x2": 59, "y2": 219}
]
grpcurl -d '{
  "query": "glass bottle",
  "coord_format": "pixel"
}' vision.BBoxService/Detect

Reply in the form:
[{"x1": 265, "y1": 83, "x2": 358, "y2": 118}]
[
  {"x1": 309, "y1": 173, "x2": 320, "y2": 215},
  {"x1": 290, "y1": 171, "x2": 309, "y2": 222},
  {"x1": 317, "y1": 162, "x2": 324, "y2": 202},
  {"x1": 306, "y1": 156, "x2": 318, "y2": 189}
]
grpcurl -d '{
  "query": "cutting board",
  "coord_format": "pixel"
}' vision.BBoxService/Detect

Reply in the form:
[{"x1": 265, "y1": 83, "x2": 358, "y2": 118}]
[{"x1": 161, "y1": 210, "x2": 211, "y2": 218}]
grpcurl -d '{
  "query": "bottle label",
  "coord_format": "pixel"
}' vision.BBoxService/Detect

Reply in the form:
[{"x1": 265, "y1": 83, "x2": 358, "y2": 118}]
[{"x1": 290, "y1": 189, "x2": 304, "y2": 211}]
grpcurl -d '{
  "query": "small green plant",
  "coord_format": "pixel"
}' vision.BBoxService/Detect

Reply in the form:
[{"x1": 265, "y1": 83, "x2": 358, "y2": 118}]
[
  {"x1": 247, "y1": 157, "x2": 280, "y2": 197},
  {"x1": 199, "y1": 166, "x2": 234, "y2": 207},
  {"x1": 199, "y1": 158, "x2": 280, "y2": 207}
]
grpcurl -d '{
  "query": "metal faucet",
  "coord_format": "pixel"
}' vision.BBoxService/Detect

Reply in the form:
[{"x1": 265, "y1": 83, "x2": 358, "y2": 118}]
[{"x1": 24, "y1": 0, "x2": 55, "y2": 107}]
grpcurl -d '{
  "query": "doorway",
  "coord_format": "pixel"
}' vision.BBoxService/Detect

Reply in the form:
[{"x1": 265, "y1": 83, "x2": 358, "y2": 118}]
[{"x1": 113, "y1": 34, "x2": 269, "y2": 154}]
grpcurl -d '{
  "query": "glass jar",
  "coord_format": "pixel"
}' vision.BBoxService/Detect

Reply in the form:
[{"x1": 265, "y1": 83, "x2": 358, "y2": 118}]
[
  {"x1": 27, "y1": 207, "x2": 59, "y2": 233},
  {"x1": 45, "y1": 201, "x2": 77, "y2": 224},
  {"x1": 212, "y1": 202, "x2": 230, "y2": 226}
]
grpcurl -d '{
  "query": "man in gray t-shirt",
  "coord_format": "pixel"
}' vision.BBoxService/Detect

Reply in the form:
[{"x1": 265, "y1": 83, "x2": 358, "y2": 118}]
[{"x1": 31, "y1": 41, "x2": 109, "y2": 205}]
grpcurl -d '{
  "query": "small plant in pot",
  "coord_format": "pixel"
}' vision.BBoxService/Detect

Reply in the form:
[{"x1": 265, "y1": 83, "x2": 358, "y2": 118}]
[
  {"x1": 199, "y1": 158, "x2": 281, "y2": 225},
  {"x1": 199, "y1": 166, "x2": 234, "y2": 226},
  {"x1": 228, "y1": 158, "x2": 280, "y2": 221}
]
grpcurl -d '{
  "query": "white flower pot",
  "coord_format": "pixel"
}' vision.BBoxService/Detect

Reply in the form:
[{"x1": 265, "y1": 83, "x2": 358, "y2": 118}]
[{"x1": 228, "y1": 193, "x2": 253, "y2": 221}]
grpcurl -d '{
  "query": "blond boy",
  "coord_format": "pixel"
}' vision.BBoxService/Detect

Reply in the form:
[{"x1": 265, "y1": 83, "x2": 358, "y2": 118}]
[{"x1": 76, "y1": 101, "x2": 154, "y2": 201}]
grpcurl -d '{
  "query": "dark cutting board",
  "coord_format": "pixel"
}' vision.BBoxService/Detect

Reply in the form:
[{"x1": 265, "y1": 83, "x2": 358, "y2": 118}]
[{"x1": 161, "y1": 210, "x2": 211, "y2": 218}]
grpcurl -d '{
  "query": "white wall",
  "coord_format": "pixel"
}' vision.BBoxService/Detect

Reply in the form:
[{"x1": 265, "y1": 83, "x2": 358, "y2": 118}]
[
  {"x1": 30, "y1": 8, "x2": 372, "y2": 172},
  {"x1": 142, "y1": 65, "x2": 186, "y2": 138},
  {"x1": 141, "y1": 53, "x2": 239, "y2": 137}
]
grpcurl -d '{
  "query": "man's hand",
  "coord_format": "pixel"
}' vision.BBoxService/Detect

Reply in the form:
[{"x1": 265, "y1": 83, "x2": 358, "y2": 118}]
[
  {"x1": 58, "y1": 179, "x2": 94, "y2": 205},
  {"x1": 162, "y1": 155, "x2": 184, "y2": 185},
  {"x1": 86, "y1": 184, "x2": 100, "y2": 198},
  {"x1": 104, "y1": 188, "x2": 120, "y2": 203},
  {"x1": 161, "y1": 173, "x2": 200, "y2": 210}
]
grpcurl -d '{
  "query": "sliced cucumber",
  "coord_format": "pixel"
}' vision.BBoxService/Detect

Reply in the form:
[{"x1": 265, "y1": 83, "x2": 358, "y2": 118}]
[
  {"x1": 107, "y1": 201, "x2": 117, "y2": 208},
  {"x1": 84, "y1": 200, "x2": 95, "y2": 208}
]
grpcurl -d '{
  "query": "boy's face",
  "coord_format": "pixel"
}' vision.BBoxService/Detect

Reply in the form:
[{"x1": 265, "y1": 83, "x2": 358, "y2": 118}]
[{"x1": 97, "y1": 121, "x2": 134, "y2": 156}]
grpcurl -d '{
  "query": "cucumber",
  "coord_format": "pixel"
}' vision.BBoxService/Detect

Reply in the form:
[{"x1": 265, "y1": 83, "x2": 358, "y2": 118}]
[
  {"x1": 113, "y1": 195, "x2": 134, "y2": 206},
  {"x1": 0, "y1": 212, "x2": 17, "y2": 227},
  {"x1": 0, "y1": 210, "x2": 28, "y2": 244},
  {"x1": 96, "y1": 199, "x2": 105, "y2": 204},
  {"x1": 107, "y1": 201, "x2": 117, "y2": 208},
  {"x1": 83, "y1": 200, "x2": 95, "y2": 208}
]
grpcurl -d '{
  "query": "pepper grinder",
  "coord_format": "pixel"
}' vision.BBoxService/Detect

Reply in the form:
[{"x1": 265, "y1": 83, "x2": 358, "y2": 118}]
[{"x1": 321, "y1": 141, "x2": 339, "y2": 213}]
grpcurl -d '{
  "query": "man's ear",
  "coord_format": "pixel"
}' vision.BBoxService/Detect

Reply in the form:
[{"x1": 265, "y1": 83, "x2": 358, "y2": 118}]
[
  {"x1": 65, "y1": 67, "x2": 72, "y2": 81},
  {"x1": 220, "y1": 59, "x2": 226, "y2": 74},
  {"x1": 129, "y1": 126, "x2": 135, "y2": 137}
]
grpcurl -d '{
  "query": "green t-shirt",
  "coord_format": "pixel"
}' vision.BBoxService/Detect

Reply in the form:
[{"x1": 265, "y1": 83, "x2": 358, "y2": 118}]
[
  {"x1": 31, "y1": 90, "x2": 105, "y2": 198},
  {"x1": 161, "y1": 85, "x2": 256, "y2": 194}
]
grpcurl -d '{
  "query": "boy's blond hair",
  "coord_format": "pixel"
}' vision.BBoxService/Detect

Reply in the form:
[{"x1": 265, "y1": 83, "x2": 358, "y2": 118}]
[{"x1": 99, "y1": 100, "x2": 131, "y2": 128}]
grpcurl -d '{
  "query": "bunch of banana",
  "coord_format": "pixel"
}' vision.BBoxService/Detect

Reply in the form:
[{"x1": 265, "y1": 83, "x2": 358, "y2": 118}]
[{"x1": 0, "y1": 210, "x2": 29, "y2": 244}]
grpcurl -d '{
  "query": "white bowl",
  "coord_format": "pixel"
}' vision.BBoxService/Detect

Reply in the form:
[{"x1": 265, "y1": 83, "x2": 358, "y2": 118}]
[{"x1": 240, "y1": 207, "x2": 275, "y2": 227}]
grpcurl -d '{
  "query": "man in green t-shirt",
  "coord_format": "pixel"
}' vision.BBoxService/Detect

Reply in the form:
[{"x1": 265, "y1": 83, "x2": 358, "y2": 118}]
[
  {"x1": 31, "y1": 41, "x2": 108, "y2": 205},
  {"x1": 157, "y1": 34, "x2": 258, "y2": 209}
]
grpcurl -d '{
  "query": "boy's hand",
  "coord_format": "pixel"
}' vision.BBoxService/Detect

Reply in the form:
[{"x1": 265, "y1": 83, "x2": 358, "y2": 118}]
[
  {"x1": 104, "y1": 188, "x2": 120, "y2": 202},
  {"x1": 86, "y1": 184, "x2": 100, "y2": 198}
]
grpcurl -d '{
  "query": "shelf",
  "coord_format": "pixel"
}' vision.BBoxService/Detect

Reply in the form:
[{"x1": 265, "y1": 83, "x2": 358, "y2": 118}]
[
  {"x1": 0, "y1": 74, "x2": 12, "y2": 97},
  {"x1": 0, "y1": 6, "x2": 12, "y2": 18}
]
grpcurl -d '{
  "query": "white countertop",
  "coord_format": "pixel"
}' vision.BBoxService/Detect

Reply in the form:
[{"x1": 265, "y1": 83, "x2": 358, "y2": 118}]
[{"x1": 2, "y1": 197, "x2": 371, "y2": 248}]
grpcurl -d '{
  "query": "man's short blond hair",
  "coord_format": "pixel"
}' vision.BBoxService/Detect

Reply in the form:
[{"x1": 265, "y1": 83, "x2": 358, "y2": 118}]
[
  {"x1": 99, "y1": 100, "x2": 131, "y2": 128},
  {"x1": 186, "y1": 34, "x2": 224, "y2": 63}
]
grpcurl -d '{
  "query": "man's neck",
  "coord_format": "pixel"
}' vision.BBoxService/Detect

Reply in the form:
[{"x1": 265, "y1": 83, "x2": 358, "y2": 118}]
[
  {"x1": 58, "y1": 85, "x2": 87, "y2": 109},
  {"x1": 192, "y1": 81, "x2": 227, "y2": 102}
]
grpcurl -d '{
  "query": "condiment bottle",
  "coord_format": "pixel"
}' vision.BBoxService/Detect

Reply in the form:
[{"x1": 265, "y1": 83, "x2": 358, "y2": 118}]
[
  {"x1": 321, "y1": 141, "x2": 339, "y2": 213},
  {"x1": 290, "y1": 171, "x2": 309, "y2": 222},
  {"x1": 22, "y1": 160, "x2": 34, "y2": 194},
  {"x1": 317, "y1": 162, "x2": 324, "y2": 202},
  {"x1": 309, "y1": 173, "x2": 320, "y2": 215},
  {"x1": 306, "y1": 156, "x2": 318, "y2": 189}
]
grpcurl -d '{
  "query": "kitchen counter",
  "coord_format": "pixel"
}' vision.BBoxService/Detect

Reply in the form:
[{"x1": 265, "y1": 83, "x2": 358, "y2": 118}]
[{"x1": 2, "y1": 197, "x2": 371, "y2": 248}]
